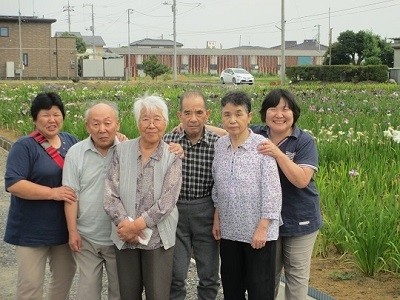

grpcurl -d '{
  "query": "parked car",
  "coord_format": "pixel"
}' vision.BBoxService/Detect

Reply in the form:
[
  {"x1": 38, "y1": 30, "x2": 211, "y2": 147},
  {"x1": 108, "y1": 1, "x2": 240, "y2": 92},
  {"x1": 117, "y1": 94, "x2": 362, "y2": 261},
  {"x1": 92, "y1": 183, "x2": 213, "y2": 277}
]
[{"x1": 220, "y1": 68, "x2": 254, "y2": 85}]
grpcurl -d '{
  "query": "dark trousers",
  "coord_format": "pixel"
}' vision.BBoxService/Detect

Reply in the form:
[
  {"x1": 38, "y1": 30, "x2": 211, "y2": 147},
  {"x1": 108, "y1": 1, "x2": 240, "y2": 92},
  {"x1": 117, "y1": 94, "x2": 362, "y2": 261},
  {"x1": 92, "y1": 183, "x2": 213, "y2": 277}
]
[
  {"x1": 115, "y1": 246, "x2": 174, "y2": 300},
  {"x1": 220, "y1": 239, "x2": 276, "y2": 300},
  {"x1": 170, "y1": 198, "x2": 220, "y2": 300}
]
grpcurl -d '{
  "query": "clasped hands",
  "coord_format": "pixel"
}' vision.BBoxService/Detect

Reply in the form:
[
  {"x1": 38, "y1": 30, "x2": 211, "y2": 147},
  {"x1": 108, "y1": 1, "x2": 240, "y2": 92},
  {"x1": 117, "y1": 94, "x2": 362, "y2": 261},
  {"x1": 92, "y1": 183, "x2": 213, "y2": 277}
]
[{"x1": 117, "y1": 218, "x2": 146, "y2": 244}]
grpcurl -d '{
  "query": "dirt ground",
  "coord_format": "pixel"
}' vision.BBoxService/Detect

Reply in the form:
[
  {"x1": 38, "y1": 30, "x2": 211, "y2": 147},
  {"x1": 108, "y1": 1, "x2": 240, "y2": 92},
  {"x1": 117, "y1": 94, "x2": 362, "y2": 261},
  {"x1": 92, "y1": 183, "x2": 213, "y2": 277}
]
[
  {"x1": 0, "y1": 129, "x2": 399, "y2": 299},
  {"x1": 309, "y1": 252, "x2": 400, "y2": 299}
]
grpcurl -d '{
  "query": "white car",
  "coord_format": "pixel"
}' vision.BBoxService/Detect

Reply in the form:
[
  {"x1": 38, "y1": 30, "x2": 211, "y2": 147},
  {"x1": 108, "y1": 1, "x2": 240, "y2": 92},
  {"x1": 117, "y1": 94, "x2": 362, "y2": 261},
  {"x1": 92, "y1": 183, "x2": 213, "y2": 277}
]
[{"x1": 220, "y1": 68, "x2": 254, "y2": 85}]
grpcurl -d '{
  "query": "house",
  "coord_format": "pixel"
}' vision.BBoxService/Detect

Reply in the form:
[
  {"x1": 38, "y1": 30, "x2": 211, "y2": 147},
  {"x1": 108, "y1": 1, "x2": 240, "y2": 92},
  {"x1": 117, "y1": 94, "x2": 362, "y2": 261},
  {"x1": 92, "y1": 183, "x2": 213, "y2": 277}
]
[
  {"x1": 130, "y1": 38, "x2": 183, "y2": 48},
  {"x1": 0, "y1": 15, "x2": 77, "y2": 79},
  {"x1": 82, "y1": 35, "x2": 106, "y2": 57},
  {"x1": 270, "y1": 39, "x2": 328, "y2": 65},
  {"x1": 55, "y1": 31, "x2": 106, "y2": 58}
]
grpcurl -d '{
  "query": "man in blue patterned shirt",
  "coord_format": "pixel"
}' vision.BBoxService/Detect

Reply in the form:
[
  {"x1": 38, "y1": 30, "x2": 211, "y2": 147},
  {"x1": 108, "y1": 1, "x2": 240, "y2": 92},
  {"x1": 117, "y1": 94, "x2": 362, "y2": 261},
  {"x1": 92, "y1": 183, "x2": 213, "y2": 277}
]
[{"x1": 165, "y1": 91, "x2": 220, "y2": 300}]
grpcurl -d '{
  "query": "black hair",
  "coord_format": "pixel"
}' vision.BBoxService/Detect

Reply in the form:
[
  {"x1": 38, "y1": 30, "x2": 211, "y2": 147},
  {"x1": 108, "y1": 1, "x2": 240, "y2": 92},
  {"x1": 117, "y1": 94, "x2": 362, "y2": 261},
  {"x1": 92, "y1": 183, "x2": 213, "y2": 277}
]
[
  {"x1": 221, "y1": 91, "x2": 251, "y2": 113},
  {"x1": 30, "y1": 92, "x2": 66, "y2": 121},
  {"x1": 259, "y1": 89, "x2": 300, "y2": 125}
]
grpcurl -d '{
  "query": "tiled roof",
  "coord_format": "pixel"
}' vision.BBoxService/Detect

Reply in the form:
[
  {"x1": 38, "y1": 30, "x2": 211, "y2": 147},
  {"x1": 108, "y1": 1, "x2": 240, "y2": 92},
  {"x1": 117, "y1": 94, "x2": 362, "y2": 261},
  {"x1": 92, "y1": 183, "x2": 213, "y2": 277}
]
[
  {"x1": 82, "y1": 36, "x2": 106, "y2": 47},
  {"x1": 228, "y1": 45, "x2": 269, "y2": 50},
  {"x1": 270, "y1": 39, "x2": 328, "y2": 51},
  {"x1": 130, "y1": 38, "x2": 183, "y2": 47},
  {"x1": 54, "y1": 32, "x2": 105, "y2": 46},
  {"x1": 270, "y1": 41, "x2": 299, "y2": 50}
]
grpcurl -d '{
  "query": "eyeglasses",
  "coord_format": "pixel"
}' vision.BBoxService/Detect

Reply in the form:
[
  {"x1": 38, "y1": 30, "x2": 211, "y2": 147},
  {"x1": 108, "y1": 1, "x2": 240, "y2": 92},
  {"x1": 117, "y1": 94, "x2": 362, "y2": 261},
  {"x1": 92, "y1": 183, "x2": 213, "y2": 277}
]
[{"x1": 139, "y1": 116, "x2": 166, "y2": 126}]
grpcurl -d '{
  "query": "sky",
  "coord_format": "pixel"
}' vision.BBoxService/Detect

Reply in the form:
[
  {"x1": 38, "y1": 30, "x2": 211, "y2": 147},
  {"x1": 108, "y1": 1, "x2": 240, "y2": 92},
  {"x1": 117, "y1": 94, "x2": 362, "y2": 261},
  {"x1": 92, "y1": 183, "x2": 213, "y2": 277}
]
[{"x1": 2, "y1": 0, "x2": 400, "y2": 49}]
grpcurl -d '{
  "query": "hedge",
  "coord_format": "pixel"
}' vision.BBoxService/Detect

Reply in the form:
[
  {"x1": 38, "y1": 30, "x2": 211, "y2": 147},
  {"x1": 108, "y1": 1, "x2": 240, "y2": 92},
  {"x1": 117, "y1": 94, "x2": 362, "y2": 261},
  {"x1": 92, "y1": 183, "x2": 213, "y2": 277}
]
[{"x1": 286, "y1": 65, "x2": 389, "y2": 83}]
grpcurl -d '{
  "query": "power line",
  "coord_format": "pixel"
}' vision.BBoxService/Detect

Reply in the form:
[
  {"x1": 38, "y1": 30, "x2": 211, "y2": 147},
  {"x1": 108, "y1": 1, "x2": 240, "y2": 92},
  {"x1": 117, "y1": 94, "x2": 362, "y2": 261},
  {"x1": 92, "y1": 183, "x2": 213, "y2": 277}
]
[
  {"x1": 27, "y1": 0, "x2": 399, "y2": 48},
  {"x1": 178, "y1": 1, "x2": 400, "y2": 36}
]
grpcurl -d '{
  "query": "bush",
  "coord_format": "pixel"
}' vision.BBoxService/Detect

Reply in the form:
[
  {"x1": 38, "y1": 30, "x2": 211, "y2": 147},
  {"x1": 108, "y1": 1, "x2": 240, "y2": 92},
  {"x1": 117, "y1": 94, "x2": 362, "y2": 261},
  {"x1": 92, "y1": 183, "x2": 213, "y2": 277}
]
[{"x1": 287, "y1": 65, "x2": 389, "y2": 83}]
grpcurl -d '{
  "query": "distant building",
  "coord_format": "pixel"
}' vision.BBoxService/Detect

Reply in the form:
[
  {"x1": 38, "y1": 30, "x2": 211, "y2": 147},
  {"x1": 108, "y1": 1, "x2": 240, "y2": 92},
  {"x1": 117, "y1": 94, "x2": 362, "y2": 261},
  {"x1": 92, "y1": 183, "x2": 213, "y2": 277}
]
[
  {"x1": 129, "y1": 38, "x2": 183, "y2": 48},
  {"x1": 55, "y1": 31, "x2": 106, "y2": 58},
  {"x1": 270, "y1": 39, "x2": 328, "y2": 51},
  {"x1": 392, "y1": 38, "x2": 400, "y2": 68},
  {"x1": 0, "y1": 19, "x2": 328, "y2": 80},
  {"x1": 390, "y1": 38, "x2": 400, "y2": 83},
  {"x1": 110, "y1": 39, "x2": 327, "y2": 77},
  {"x1": 0, "y1": 15, "x2": 77, "y2": 79},
  {"x1": 270, "y1": 39, "x2": 328, "y2": 65}
]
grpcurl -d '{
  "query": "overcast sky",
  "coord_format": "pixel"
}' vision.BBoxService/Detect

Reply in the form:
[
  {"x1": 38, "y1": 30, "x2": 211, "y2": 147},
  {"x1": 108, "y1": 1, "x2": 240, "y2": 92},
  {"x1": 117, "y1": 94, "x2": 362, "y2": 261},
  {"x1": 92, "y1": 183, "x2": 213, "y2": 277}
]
[{"x1": 2, "y1": 0, "x2": 399, "y2": 49}]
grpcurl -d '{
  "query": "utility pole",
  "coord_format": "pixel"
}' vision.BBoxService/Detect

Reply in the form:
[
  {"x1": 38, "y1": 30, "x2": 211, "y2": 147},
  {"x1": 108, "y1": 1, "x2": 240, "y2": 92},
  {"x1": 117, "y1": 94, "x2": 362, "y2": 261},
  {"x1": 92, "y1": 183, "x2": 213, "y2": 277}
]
[
  {"x1": 163, "y1": 0, "x2": 185, "y2": 82},
  {"x1": 280, "y1": 0, "x2": 285, "y2": 85},
  {"x1": 328, "y1": 8, "x2": 332, "y2": 65},
  {"x1": 127, "y1": 9, "x2": 133, "y2": 80},
  {"x1": 172, "y1": 0, "x2": 177, "y2": 82},
  {"x1": 329, "y1": 28, "x2": 333, "y2": 65},
  {"x1": 63, "y1": 0, "x2": 74, "y2": 33},
  {"x1": 18, "y1": 0, "x2": 23, "y2": 80},
  {"x1": 84, "y1": 4, "x2": 95, "y2": 59},
  {"x1": 315, "y1": 24, "x2": 321, "y2": 51}
]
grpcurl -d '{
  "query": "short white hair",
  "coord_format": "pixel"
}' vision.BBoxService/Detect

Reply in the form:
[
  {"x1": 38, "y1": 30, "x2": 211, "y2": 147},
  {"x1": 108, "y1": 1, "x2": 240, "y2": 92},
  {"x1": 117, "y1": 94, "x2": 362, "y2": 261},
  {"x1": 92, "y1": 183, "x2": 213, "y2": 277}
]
[
  {"x1": 133, "y1": 94, "x2": 169, "y2": 125},
  {"x1": 85, "y1": 101, "x2": 119, "y2": 122}
]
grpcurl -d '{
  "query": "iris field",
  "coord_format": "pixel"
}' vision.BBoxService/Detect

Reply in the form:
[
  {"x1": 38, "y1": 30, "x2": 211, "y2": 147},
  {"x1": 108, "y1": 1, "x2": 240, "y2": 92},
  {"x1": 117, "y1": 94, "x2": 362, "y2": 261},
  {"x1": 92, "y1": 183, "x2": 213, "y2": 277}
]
[{"x1": 1, "y1": 80, "x2": 399, "y2": 277}]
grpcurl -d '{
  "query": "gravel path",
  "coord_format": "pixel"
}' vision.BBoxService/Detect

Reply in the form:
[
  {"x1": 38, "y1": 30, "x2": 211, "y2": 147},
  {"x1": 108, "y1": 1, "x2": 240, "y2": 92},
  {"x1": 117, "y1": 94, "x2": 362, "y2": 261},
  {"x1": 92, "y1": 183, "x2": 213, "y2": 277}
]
[{"x1": 0, "y1": 146, "x2": 223, "y2": 299}]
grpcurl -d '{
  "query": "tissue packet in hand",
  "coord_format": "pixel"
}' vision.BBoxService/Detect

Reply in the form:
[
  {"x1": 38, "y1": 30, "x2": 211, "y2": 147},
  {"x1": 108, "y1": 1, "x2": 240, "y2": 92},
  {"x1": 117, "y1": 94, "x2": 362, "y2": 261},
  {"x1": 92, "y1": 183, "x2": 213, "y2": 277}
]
[{"x1": 138, "y1": 227, "x2": 153, "y2": 245}]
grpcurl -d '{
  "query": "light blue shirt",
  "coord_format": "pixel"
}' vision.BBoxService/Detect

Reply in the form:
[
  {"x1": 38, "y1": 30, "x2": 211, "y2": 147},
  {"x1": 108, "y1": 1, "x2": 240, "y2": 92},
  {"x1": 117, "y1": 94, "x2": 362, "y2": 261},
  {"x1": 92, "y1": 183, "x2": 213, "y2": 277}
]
[{"x1": 63, "y1": 136, "x2": 118, "y2": 246}]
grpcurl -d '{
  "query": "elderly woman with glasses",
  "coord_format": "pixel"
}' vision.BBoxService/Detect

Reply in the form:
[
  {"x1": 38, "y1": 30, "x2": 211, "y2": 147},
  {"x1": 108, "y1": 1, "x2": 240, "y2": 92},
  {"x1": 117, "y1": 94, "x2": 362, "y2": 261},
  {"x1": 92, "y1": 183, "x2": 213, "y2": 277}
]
[{"x1": 104, "y1": 94, "x2": 182, "y2": 300}]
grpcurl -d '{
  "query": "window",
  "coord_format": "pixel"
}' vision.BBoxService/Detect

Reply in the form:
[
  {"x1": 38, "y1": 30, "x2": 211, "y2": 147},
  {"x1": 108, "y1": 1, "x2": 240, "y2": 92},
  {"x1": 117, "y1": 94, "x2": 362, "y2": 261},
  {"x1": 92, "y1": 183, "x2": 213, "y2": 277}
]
[
  {"x1": 23, "y1": 53, "x2": 28, "y2": 66},
  {"x1": 0, "y1": 27, "x2": 9, "y2": 37}
]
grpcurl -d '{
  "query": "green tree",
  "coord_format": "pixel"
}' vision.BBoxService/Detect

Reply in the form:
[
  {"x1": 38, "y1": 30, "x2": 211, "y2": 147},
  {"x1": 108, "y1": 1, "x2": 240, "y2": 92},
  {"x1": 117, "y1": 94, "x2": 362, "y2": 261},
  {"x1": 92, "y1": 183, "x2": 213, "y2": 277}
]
[
  {"x1": 376, "y1": 36, "x2": 394, "y2": 67},
  {"x1": 323, "y1": 42, "x2": 352, "y2": 65},
  {"x1": 338, "y1": 30, "x2": 378, "y2": 65},
  {"x1": 143, "y1": 55, "x2": 170, "y2": 80},
  {"x1": 323, "y1": 30, "x2": 393, "y2": 66},
  {"x1": 364, "y1": 56, "x2": 382, "y2": 66},
  {"x1": 60, "y1": 32, "x2": 86, "y2": 54}
]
